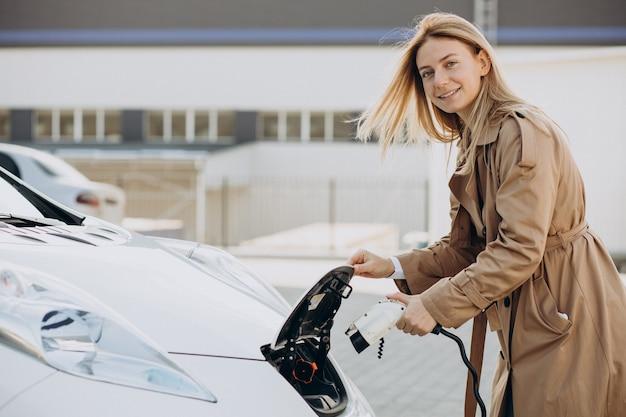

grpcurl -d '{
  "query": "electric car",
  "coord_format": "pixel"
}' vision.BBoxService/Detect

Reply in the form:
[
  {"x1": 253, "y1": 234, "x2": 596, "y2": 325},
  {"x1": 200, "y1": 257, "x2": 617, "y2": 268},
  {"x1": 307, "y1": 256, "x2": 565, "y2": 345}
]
[
  {"x1": 0, "y1": 167, "x2": 373, "y2": 417},
  {"x1": 0, "y1": 144, "x2": 125, "y2": 224}
]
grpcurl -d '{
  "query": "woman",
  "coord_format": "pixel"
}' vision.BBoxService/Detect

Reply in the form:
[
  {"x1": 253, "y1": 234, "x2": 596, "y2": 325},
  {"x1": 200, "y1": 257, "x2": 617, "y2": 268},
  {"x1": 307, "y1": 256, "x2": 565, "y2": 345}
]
[{"x1": 348, "y1": 12, "x2": 626, "y2": 417}]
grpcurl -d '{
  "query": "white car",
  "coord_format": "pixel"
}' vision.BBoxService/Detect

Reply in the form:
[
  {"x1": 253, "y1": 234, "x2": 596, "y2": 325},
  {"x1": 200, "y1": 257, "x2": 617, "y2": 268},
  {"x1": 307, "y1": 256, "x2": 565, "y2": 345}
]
[
  {"x1": 0, "y1": 168, "x2": 374, "y2": 417},
  {"x1": 0, "y1": 144, "x2": 125, "y2": 224}
]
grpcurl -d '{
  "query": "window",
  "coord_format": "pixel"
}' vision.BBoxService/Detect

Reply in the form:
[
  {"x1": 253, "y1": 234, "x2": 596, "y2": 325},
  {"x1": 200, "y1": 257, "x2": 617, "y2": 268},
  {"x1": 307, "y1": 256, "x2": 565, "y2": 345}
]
[
  {"x1": 147, "y1": 111, "x2": 164, "y2": 141},
  {"x1": 310, "y1": 112, "x2": 325, "y2": 142},
  {"x1": 0, "y1": 152, "x2": 20, "y2": 177},
  {"x1": 0, "y1": 175, "x2": 42, "y2": 217},
  {"x1": 192, "y1": 110, "x2": 233, "y2": 143},
  {"x1": 195, "y1": 111, "x2": 210, "y2": 140},
  {"x1": 82, "y1": 110, "x2": 97, "y2": 141},
  {"x1": 0, "y1": 110, "x2": 9, "y2": 141},
  {"x1": 260, "y1": 112, "x2": 279, "y2": 141},
  {"x1": 257, "y1": 110, "x2": 360, "y2": 144},
  {"x1": 33, "y1": 159, "x2": 57, "y2": 177},
  {"x1": 147, "y1": 110, "x2": 233, "y2": 144},
  {"x1": 59, "y1": 110, "x2": 74, "y2": 141},
  {"x1": 333, "y1": 112, "x2": 357, "y2": 142},
  {"x1": 104, "y1": 110, "x2": 121, "y2": 143},
  {"x1": 35, "y1": 110, "x2": 53, "y2": 141},
  {"x1": 286, "y1": 112, "x2": 301, "y2": 142},
  {"x1": 171, "y1": 111, "x2": 186, "y2": 142},
  {"x1": 148, "y1": 110, "x2": 213, "y2": 143},
  {"x1": 69, "y1": 109, "x2": 121, "y2": 144},
  {"x1": 33, "y1": 153, "x2": 86, "y2": 179},
  {"x1": 259, "y1": 111, "x2": 301, "y2": 142},
  {"x1": 217, "y1": 111, "x2": 234, "y2": 140}
]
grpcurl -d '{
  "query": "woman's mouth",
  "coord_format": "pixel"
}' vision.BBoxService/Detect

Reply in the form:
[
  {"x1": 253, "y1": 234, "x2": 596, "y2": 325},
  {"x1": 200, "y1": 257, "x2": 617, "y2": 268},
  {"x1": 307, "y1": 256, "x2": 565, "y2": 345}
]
[{"x1": 437, "y1": 87, "x2": 461, "y2": 99}]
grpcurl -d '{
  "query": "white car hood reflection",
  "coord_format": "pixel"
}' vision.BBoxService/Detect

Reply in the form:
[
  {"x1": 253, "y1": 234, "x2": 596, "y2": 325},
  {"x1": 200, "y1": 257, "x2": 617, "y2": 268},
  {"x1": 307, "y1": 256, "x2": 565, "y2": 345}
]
[{"x1": 0, "y1": 234, "x2": 286, "y2": 360}]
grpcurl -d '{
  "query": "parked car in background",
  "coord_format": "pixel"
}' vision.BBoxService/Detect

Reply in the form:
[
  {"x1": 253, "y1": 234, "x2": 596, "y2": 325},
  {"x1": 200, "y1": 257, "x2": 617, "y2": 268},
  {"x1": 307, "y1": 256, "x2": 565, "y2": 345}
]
[
  {"x1": 0, "y1": 167, "x2": 374, "y2": 417},
  {"x1": 0, "y1": 144, "x2": 125, "y2": 224}
]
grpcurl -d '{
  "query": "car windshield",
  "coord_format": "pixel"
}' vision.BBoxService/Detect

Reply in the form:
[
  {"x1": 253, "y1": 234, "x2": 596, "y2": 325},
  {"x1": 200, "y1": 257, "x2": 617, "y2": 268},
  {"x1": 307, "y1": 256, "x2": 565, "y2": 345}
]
[
  {"x1": 0, "y1": 176, "x2": 44, "y2": 218},
  {"x1": 33, "y1": 153, "x2": 88, "y2": 180}
]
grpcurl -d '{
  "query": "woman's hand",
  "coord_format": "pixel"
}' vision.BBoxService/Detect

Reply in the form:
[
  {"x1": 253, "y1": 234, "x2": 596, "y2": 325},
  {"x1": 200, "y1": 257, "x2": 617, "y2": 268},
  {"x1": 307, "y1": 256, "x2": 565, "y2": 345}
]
[
  {"x1": 387, "y1": 292, "x2": 437, "y2": 336},
  {"x1": 347, "y1": 249, "x2": 394, "y2": 278}
]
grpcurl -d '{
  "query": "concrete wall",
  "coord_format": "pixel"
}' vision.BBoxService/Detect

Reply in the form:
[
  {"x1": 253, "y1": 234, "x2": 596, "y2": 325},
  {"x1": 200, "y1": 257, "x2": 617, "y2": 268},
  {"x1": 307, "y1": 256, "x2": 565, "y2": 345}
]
[{"x1": 0, "y1": 47, "x2": 397, "y2": 109}]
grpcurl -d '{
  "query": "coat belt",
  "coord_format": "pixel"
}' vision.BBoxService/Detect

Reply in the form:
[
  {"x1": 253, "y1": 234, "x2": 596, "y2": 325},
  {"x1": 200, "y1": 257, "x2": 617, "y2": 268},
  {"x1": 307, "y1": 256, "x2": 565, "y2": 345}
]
[{"x1": 545, "y1": 222, "x2": 589, "y2": 251}]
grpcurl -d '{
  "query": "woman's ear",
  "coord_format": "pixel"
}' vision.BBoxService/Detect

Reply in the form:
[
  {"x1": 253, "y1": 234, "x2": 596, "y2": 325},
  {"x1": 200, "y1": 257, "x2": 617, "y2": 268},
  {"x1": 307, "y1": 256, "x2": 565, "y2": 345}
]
[{"x1": 477, "y1": 49, "x2": 491, "y2": 77}]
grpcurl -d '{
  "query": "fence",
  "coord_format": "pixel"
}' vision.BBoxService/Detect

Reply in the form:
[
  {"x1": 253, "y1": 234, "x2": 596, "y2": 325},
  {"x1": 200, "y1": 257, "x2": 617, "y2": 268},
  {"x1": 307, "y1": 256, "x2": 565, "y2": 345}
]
[
  {"x1": 211, "y1": 175, "x2": 428, "y2": 248},
  {"x1": 66, "y1": 156, "x2": 429, "y2": 250}
]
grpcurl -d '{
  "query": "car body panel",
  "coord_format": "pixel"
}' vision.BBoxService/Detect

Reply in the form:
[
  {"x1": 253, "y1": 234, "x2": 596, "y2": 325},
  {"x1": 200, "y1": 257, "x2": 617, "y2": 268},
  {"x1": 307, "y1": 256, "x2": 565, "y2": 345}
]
[
  {"x1": 0, "y1": 352, "x2": 317, "y2": 417},
  {"x1": 0, "y1": 344, "x2": 56, "y2": 407}
]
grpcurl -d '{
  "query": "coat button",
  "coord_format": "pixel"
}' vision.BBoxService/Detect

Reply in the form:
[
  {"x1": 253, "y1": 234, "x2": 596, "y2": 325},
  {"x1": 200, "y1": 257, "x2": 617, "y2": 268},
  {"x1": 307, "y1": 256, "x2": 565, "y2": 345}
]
[{"x1": 503, "y1": 296, "x2": 511, "y2": 308}]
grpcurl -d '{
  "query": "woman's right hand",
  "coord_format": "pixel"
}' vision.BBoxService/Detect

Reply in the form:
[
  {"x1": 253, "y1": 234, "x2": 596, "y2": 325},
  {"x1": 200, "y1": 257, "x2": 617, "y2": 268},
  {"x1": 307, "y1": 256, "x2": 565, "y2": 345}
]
[{"x1": 347, "y1": 249, "x2": 395, "y2": 278}]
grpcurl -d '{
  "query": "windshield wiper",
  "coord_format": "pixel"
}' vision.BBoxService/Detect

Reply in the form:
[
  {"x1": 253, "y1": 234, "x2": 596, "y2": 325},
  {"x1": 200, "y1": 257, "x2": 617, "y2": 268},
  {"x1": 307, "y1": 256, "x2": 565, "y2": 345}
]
[
  {"x1": 0, "y1": 168, "x2": 84, "y2": 226},
  {"x1": 0, "y1": 214, "x2": 66, "y2": 227}
]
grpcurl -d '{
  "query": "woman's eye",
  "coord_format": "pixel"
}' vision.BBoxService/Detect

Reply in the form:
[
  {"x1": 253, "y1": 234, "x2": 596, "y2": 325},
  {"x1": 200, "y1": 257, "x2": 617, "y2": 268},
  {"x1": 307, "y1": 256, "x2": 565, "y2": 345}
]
[
  {"x1": 421, "y1": 71, "x2": 432, "y2": 79},
  {"x1": 446, "y1": 61, "x2": 458, "y2": 68}
]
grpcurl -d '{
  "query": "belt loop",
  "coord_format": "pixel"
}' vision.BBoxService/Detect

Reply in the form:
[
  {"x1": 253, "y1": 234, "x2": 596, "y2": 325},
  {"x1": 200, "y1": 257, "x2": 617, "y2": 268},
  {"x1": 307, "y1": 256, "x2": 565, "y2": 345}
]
[{"x1": 546, "y1": 222, "x2": 588, "y2": 251}]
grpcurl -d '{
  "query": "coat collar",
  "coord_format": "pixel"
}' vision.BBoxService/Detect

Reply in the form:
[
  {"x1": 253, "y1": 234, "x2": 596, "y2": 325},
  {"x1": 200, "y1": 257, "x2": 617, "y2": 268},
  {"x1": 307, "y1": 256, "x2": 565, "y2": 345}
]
[
  {"x1": 473, "y1": 110, "x2": 530, "y2": 146},
  {"x1": 454, "y1": 121, "x2": 502, "y2": 148},
  {"x1": 474, "y1": 122, "x2": 503, "y2": 146}
]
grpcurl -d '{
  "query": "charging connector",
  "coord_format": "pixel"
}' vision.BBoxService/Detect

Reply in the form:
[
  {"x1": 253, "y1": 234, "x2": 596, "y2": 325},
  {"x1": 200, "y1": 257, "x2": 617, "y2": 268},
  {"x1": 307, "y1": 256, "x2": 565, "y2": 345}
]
[{"x1": 347, "y1": 300, "x2": 487, "y2": 417}]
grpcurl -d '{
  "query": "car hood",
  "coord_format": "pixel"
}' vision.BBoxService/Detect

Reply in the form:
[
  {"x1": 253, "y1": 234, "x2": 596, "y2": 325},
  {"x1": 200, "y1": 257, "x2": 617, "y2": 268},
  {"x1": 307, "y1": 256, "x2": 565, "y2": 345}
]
[{"x1": 0, "y1": 231, "x2": 291, "y2": 360}]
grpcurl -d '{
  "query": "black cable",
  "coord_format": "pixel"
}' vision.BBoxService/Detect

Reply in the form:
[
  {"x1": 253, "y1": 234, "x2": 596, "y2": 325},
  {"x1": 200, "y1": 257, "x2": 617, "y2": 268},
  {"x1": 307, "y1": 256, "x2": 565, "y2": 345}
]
[{"x1": 432, "y1": 324, "x2": 487, "y2": 417}]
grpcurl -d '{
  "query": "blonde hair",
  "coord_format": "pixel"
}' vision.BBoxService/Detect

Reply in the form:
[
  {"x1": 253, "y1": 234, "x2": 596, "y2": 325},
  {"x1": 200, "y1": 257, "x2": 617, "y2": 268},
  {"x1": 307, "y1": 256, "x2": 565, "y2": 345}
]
[{"x1": 357, "y1": 12, "x2": 552, "y2": 174}]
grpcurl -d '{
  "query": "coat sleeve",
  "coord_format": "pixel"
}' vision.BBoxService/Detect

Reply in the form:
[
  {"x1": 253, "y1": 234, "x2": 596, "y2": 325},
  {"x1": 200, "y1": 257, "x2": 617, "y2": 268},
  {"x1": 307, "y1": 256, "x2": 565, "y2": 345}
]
[
  {"x1": 393, "y1": 192, "x2": 479, "y2": 295},
  {"x1": 420, "y1": 118, "x2": 561, "y2": 328}
]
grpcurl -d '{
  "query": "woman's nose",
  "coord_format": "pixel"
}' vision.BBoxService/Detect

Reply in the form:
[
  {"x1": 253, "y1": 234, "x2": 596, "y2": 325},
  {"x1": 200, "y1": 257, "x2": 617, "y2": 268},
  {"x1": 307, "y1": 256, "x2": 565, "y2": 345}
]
[{"x1": 433, "y1": 71, "x2": 449, "y2": 87}]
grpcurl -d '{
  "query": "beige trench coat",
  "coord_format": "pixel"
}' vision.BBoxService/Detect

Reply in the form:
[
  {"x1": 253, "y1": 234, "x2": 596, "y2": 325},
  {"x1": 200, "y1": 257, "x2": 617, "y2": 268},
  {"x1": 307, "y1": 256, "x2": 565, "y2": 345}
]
[{"x1": 394, "y1": 112, "x2": 626, "y2": 417}]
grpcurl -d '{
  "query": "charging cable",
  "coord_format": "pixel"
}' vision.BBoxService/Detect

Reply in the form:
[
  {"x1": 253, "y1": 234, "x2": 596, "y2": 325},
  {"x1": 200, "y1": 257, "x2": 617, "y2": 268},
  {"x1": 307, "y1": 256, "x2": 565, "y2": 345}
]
[
  {"x1": 346, "y1": 300, "x2": 487, "y2": 417},
  {"x1": 432, "y1": 324, "x2": 486, "y2": 417}
]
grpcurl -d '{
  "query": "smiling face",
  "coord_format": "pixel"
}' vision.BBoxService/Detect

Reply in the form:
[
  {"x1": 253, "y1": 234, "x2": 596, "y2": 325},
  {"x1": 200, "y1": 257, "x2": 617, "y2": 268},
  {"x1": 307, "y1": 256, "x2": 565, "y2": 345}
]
[{"x1": 416, "y1": 36, "x2": 491, "y2": 121}]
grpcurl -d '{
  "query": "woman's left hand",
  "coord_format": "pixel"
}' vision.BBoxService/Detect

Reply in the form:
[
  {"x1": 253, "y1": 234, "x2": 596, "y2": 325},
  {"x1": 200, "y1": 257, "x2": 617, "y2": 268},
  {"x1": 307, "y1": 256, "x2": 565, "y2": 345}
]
[{"x1": 387, "y1": 292, "x2": 438, "y2": 336}]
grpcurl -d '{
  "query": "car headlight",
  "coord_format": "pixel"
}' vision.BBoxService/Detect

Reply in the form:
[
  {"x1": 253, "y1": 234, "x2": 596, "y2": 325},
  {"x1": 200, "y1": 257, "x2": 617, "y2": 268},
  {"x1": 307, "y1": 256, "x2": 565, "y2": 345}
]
[{"x1": 0, "y1": 263, "x2": 216, "y2": 403}]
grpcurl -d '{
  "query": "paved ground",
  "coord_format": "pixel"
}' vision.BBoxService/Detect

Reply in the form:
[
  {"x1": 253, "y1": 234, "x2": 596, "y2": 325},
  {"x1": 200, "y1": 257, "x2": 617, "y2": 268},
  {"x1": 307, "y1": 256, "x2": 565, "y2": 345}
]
[{"x1": 275, "y1": 286, "x2": 500, "y2": 417}]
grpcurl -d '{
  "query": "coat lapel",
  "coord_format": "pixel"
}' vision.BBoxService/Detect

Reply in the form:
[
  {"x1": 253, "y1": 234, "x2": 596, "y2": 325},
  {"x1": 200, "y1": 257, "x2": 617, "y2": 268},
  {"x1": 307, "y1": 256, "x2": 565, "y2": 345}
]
[
  {"x1": 448, "y1": 122, "x2": 502, "y2": 236},
  {"x1": 449, "y1": 170, "x2": 484, "y2": 236}
]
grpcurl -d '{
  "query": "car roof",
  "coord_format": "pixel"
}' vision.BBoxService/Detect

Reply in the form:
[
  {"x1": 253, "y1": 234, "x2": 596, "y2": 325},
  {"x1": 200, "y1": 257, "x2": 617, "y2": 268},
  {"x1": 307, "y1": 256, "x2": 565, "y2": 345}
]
[
  {"x1": 0, "y1": 144, "x2": 88, "y2": 180},
  {"x1": 0, "y1": 143, "x2": 52, "y2": 159}
]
